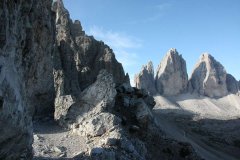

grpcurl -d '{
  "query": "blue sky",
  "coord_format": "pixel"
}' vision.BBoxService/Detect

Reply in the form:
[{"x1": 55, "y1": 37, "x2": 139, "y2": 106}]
[{"x1": 63, "y1": 0, "x2": 240, "y2": 85}]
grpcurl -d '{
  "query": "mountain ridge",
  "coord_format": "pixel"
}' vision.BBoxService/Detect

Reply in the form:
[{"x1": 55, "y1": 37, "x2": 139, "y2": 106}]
[{"x1": 135, "y1": 48, "x2": 240, "y2": 97}]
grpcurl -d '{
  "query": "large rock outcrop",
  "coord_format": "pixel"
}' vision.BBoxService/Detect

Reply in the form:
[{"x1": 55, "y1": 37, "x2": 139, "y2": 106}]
[
  {"x1": 54, "y1": 70, "x2": 152, "y2": 159},
  {"x1": 189, "y1": 53, "x2": 228, "y2": 97},
  {"x1": 55, "y1": 70, "x2": 199, "y2": 159},
  {"x1": 0, "y1": 0, "x2": 55, "y2": 159},
  {"x1": 226, "y1": 74, "x2": 239, "y2": 94},
  {"x1": 55, "y1": 70, "x2": 117, "y2": 128},
  {"x1": 134, "y1": 61, "x2": 157, "y2": 95},
  {"x1": 155, "y1": 48, "x2": 188, "y2": 96}
]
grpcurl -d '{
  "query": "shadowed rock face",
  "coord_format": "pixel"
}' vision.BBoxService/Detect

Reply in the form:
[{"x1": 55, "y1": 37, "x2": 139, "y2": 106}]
[
  {"x1": 155, "y1": 48, "x2": 188, "y2": 96},
  {"x1": 52, "y1": 0, "x2": 127, "y2": 97},
  {"x1": 239, "y1": 81, "x2": 240, "y2": 92},
  {"x1": 0, "y1": 0, "x2": 55, "y2": 159},
  {"x1": 226, "y1": 74, "x2": 239, "y2": 94},
  {"x1": 189, "y1": 53, "x2": 228, "y2": 98},
  {"x1": 134, "y1": 61, "x2": 157, "y2": 95}
]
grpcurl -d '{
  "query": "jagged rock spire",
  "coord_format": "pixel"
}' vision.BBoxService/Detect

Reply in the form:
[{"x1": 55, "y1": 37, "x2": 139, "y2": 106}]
[
  {"x1": 155, "y1": 48, "x2": 188, "y2": 96},
  {"x1": 134, "y1": 61, "x2": 157, "y2": 95},
  {"x1": 189, "y1": 53, "x2": 228, "y2": 97},
  {"x1": 52, "y1": 0, "x2": 127, "y2": 98}
]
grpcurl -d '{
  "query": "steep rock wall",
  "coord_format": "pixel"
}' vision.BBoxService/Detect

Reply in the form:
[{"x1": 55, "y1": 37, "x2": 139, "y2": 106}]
[
  {"x1": 0, "y1": 0, "x2": 55, "y2": 159},
  {"x1": 189, "y1": 53, "x2": 228, "y2": 97},
  {"x1": 155, "y1": 48, "x2": 188, "y2": 96}
]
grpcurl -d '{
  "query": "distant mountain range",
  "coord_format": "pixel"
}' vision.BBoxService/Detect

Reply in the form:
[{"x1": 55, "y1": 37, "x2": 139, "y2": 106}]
[{"x1": 135, "y1": 48, "x2": 239, "y2": 97}]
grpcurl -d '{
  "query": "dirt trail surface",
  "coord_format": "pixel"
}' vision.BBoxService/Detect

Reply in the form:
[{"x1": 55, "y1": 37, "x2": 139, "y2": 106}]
[
  {"x1": 33, "y1": 117, "x2": 87, "y2": 159},
  {"x1": 153, "y1": 94, "x2": 240, "y2": 160}
]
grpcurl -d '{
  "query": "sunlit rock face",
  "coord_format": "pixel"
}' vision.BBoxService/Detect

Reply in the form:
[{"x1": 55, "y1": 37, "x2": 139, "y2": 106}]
[
  {"x1": 134, "y1": 61, "x2": 157, "y2": 95},
  {"x1": 189, "y1": 53, "x2": 228, "y2": 98},
  {"x1": 155, "y1": 48, "x2": 188, "y2": 96}
]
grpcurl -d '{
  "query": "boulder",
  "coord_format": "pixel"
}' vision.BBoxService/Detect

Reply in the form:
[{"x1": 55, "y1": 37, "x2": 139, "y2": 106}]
[
  {"x1": 76, "y1": 112, "x2": 121, "y2": 137},
  {"x1": 54, "y1": 95, "x2": 75, "y2": 122},
  {"x1": 155, "y1": 48, "x2": 188, "y2": 96},
  {"x1": 134, "y1": 61, "x2": 157, "y2": 95},
  {"x1": 115, "y1": 84, "x2": 155, "y2": 128},
  {"x1": 189, "y1": 53, "x2": 228, "y2": 97},
  {"x1": 56, "y1": 70, "x2": 118, "y2": 130}
]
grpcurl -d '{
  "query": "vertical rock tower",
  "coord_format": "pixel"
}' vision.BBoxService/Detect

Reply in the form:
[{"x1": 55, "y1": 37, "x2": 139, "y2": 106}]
[
  {"x1": 189, "y1": 53, "x2": 228, "y2": 97},
  {"x1": 134, "y1": 61, "x2": 157, "y2": 95},
  {"x1": 155, "y1": 48, "x2": 188, "y2": 96}
]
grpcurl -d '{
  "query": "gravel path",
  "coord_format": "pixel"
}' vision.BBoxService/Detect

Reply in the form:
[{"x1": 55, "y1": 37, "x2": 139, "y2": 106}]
[{"x1": 33, "y1": 117, "x2": 87, "y2": 159}]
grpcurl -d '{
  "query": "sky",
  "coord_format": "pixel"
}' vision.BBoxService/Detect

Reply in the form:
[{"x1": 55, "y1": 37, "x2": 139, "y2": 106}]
[{"x1": 63, "y1": 0, "x2": 240, "y2": 85}]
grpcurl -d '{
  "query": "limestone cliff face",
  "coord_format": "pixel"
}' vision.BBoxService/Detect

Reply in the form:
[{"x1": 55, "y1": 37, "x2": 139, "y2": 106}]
[
  {"x1": 189, "y1": 53, "x2": 228, "y2": 98},
  {"x1": 0, "y1": 0, "x2": 55, "y2": 159},
  {"x1": 52, "y1": 0, "x2": 81, "y2": 98},
  {"x1": 155, "y1": 48, "x2": 188, "y2": 96},
  {"x1": 52, "y1": 0, "x2": 127, "y2": 97},
  {"x1": 134, "y1": 61, "x2": 157, "y2": 95}
]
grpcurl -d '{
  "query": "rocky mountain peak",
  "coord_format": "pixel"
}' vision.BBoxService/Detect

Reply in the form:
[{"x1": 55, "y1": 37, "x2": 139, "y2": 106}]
[
  {"x1": 134, "y1": 61, "x2": 157, "y2": 95},
  {"x1": 199, "y1": 53, "x2": 216, "y2": 65},
  {"x1": 167, "y1": 48, "x2": 178, "y2": 56},
  {"x1": 155, "y1": 48, "x2": 188, "y2": 96},
  {"x1": 189, "y1": 53, "x2": 228, "y2": 97},
  {"x1": 156, "y1": 48, "x2": 183, "y2": 75},
  {"x1": 53, "y1": 0, "x2": 68, "y2": 23},
  {"x1": 200, "y1": 52, "x2": 211, "y2": 59},
  {"x1": 144, "y1": 61, "x2": 154, "y2": 75}
]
